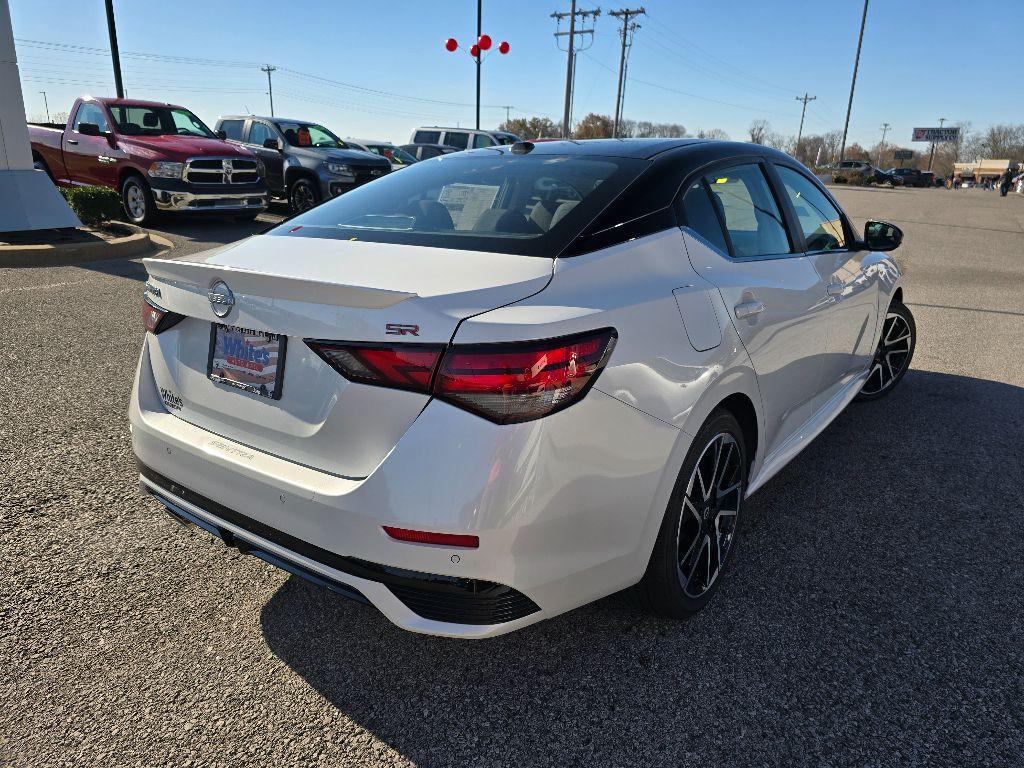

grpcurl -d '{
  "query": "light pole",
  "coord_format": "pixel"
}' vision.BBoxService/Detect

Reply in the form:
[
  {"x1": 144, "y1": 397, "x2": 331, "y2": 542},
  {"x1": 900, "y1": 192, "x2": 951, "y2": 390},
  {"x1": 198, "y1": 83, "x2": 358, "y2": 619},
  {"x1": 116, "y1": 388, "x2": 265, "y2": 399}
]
[
  {"x1": 104, "y1": 0, "x2": 124, "y2": 99},
  {"x1": 839, "y1": 0, "x2": 869, "y2": 162},
  {"x1": 444, "y1": 14, "x2": 510, "y2": 131},
  {"x1": 928, "y1": 117, "x2": 946, "y2": 172},
  {"x1": 39, "y1": 90, "x2": 49, "y2": 123}
]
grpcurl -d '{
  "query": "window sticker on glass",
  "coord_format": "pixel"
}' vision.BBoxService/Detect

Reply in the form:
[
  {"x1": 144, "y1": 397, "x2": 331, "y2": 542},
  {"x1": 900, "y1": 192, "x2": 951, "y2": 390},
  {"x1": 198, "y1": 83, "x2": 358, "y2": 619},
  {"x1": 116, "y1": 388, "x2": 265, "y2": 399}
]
[
  {"x1": 437, "y1": 183, "x2": 500, "y2": 230},
  {"x1": 715, "y1": 177, "x2": 729, "y2": 184}
]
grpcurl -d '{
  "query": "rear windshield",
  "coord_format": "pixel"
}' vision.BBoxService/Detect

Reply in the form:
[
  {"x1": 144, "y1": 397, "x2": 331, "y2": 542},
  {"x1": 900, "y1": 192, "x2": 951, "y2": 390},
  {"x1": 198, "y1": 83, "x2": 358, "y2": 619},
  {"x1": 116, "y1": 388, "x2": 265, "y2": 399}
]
[{"x1": 268, "y1": 151, "x2": 646, "y2": 257}]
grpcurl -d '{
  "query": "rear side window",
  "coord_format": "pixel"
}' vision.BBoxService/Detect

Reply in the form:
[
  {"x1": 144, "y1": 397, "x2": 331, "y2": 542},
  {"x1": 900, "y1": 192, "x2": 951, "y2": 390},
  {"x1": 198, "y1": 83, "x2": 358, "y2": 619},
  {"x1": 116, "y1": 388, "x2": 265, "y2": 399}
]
[
  {"x1": 219, "y1": 119, "x2": 244, "y2": 141},
  {"x1": 473, "y1": 134, "x2": 496, "y2": 148},
  {"x1": 414, "y1": 130, "x2": 441, "y2": 144},
  {"x1": 444, "y1": 131, "x2": 470, "y2": 150},
  {"x1": 775, "y1": 166, "x2": 847, "y2": 252},
  {"x1": 679, "y1": 182, "x2": 728, "y2": 254},
  {"x1": 703, "y1": 164, "x2": 791, "y2": 258}
]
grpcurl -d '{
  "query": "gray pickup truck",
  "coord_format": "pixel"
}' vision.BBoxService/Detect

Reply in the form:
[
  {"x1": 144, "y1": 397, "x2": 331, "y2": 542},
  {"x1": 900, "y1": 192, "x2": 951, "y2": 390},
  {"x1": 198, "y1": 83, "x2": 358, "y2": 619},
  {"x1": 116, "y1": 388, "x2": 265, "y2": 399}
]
[{"x1": 215, "y1": 115, "x2": 391, "y2": 212}]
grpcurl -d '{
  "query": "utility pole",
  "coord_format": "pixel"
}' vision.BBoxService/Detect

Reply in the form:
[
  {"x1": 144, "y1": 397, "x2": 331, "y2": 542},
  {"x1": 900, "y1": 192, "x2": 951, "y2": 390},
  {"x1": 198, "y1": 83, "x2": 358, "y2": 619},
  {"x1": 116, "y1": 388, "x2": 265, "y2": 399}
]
[
  {"x1": 552, "y1": 3, "x2": 600, "y2": 138},
  {"x1": 261, "y1": 65, "x2": 276, "y2": 116},
  {"x1": 104, "y1": 0, "x2": 124, "y2": 99},
  {"x1": 794, "y1": 93, "x2": 816, "y2": 149},
  {"x1": 839, "y1": 0, "x2": 869, "y2": 162},
  {"x1": 39, "y1": 91, "x2": 49, "y2": 123},
  {"x1": 878, "y1": 121, "x2": 890, "y2": 166},
  {"x1": 502, "y1": 105, "x2": 513, "y2": 124},
  {"x1": 610, "y1": 7, "x2": 644, "y2": 138},
  {"x1": 928, "y1": 116, "x2": 946, "y2": 171}
]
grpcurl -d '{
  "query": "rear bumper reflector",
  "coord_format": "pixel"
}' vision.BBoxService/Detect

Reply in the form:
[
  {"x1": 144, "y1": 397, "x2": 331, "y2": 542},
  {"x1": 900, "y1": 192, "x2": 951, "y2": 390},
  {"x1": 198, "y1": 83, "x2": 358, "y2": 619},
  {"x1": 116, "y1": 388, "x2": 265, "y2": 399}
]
[{"x1": 137, "y1": 461, "x2": 540, "y2": 626}]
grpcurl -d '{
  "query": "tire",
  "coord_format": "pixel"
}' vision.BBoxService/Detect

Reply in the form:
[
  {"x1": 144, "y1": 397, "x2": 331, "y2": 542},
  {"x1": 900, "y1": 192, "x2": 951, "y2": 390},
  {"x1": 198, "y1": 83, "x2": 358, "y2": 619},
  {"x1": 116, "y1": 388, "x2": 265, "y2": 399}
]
[
  {"x1": 855, "y1": 301, "x2": 916, "y2": 401},
  {"x1": 287, "y1": 177, "x2": 320, "y2": 214},
  {"x1": 33, "y1": 157, "x2": 53, "y2": 180},
  {"x1": 633, "y1": 409, "x2": 748, "y2": 619},
  {"x1": 121, "y1": 174, "x2": 157, "y2": 225}
]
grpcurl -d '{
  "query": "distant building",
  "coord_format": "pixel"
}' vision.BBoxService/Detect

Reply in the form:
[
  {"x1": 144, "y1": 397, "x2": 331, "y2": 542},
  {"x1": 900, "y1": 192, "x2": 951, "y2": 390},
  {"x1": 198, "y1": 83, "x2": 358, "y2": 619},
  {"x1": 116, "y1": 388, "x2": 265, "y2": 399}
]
[{"x1": 953, "y1": 159, "x2": 1013, "y2": 180}]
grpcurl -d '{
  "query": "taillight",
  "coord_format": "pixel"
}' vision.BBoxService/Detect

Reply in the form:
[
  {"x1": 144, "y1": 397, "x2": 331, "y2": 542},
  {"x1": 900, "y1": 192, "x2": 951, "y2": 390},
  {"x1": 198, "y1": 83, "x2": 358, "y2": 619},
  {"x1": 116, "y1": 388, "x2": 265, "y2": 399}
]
[
  {"x1": 142, "y1": 297, "x2": 184, "y2": 334},
  {"x1": 305, "y1": 341, "x2": 442, "y2": 394},
  {"x1": 435, "y1": 329, "x2": 617, "y2": 424},
  {"x1": 305, "y1": 329, "x2": 616, "y2": 424}
]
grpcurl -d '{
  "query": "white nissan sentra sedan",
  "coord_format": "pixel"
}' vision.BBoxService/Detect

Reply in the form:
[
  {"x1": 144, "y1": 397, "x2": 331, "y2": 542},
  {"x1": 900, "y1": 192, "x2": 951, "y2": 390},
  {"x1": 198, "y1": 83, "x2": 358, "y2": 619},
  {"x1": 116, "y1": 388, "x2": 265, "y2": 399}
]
[{"x1": 131, "y1": 139, "x2": 915, "y2": 638}]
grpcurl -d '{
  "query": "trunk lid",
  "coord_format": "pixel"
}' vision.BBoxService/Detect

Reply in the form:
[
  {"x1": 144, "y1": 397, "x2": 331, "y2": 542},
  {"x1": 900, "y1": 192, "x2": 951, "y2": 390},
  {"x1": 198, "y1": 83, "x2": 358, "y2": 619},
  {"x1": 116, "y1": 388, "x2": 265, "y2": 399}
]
[{"x1": 141, "y1": 235, "x2": 552, "y2": 478}]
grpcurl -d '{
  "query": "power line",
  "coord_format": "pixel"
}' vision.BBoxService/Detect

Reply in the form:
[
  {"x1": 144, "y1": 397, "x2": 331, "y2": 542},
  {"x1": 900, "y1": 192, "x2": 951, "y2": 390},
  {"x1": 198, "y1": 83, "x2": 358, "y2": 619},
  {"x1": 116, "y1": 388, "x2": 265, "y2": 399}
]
[{"x1": 609, "y1": 7, "x2": 645, "y2": 138}]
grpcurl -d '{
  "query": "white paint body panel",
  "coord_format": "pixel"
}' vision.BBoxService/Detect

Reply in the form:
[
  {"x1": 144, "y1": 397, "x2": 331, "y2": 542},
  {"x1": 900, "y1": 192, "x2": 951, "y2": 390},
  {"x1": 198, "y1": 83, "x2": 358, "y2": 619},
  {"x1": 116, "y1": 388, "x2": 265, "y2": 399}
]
[{"x1": 131, "y1": 220, "x2": 904, "y2": 637}]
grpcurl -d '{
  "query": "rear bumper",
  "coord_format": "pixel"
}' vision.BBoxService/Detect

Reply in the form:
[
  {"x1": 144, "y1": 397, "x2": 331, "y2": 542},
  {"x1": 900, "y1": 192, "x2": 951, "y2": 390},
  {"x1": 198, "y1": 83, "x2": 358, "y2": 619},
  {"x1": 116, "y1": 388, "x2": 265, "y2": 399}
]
[{"x1": 129, "y1": 339, "x2": 683, "y2": 637}]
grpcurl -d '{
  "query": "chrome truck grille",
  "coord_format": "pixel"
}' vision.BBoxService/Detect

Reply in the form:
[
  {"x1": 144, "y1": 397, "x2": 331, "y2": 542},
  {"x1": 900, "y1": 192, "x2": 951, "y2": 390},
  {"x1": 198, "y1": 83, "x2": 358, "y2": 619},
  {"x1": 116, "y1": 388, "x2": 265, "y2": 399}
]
[{"x1": 184, "y1": 157, "x2": 260, "y2": 185}]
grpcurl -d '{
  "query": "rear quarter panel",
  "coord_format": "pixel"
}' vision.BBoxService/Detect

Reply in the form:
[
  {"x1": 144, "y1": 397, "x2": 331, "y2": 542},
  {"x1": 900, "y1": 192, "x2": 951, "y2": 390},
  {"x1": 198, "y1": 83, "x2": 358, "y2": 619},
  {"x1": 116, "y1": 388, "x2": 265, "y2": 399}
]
[{"x1": 28, "y1": 125, "x2": 69, "y2": 181}]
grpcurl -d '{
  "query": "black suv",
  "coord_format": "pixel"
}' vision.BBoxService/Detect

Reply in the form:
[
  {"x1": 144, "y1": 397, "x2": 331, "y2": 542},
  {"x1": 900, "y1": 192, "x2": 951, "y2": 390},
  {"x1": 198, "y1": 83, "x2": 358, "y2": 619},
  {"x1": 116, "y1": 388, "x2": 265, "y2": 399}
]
[
  {"x1": 833, "y1": 160, "x2": 900, "y2": 186},
  {"x1": 216, "y1": 116, "x2": 391, "y2": 212}
]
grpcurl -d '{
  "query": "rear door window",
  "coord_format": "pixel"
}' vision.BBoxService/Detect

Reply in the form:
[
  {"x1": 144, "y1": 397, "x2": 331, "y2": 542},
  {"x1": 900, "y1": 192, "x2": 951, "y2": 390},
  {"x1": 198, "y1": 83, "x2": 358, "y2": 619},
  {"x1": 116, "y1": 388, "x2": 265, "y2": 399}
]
[
  {"x1": 473, "y1": 133, "x2": 496, "y2": 148},
  {"x1": 444, "y1": 131, "x2": 470, "y2": 150},
  {"x1": 678, "y1": 181, "x2": 729, "y2": 254},
  {"x1": 414, "y1": 130, "x2": 441, "y2": 144},
  {"x1": 702, "y1": 164, "x2": 791, "y2": 258}
]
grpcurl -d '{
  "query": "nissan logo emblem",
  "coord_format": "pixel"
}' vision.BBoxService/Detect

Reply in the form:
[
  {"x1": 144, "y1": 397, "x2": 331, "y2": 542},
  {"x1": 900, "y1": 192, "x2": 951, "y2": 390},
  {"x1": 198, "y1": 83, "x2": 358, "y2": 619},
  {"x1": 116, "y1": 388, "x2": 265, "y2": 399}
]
[{"x1": 208, "y1": 279, "x2": 234, "y2": 318}]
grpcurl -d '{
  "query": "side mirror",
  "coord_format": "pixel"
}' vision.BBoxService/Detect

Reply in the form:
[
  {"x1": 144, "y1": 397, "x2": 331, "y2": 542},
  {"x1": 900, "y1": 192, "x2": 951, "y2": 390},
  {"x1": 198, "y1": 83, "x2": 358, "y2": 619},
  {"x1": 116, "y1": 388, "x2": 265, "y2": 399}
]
[
  {"x1": 215, "y1": 130, "x2": 227, "y2": 140},
  {"x1": 864, "y1": 220, "x2": 903, "y2": 252},
  {"x1": 263, "y1": 138, "x2": 282, "y2": 151},
  {"x1": 77, "y1": 122, "x2": 101, "y2": 137}
]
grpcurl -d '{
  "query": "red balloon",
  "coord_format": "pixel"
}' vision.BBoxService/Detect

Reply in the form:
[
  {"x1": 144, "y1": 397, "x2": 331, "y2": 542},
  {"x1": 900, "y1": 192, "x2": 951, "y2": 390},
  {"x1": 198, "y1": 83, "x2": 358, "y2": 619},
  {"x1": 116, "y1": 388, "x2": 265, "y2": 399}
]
[
  {"x1": 498, "y1": 41, "x2": 510, "y2": 54},
  {"x1": 477, "y1": 34, "x2": 492, "y2": 51},
  {"x1": 470, "y1": 44, "x2": 481, "y2": 57},
  {"x1": 444, "y1": 37, "x2": 458, "y2": 52}
]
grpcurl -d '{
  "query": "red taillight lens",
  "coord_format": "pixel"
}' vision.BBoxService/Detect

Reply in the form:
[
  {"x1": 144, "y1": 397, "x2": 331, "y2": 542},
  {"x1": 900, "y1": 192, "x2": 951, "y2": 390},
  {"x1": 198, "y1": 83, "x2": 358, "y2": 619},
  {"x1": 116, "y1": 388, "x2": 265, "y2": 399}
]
[
  {"x1": 435, "y1": 328, "x2": 617, "y2": 424},
  {"x1": 305, "y1": 341, "x2": 443, "y2": 393},
  {"x1": 142, "y1": 297, "x2": 183, "y2": 334},
  {"x1": 383, "y1": 526, "x2": 479, "y2": 548},
  {"x1": 305, "y1": 329, "x2": 616, "y2": 423}
]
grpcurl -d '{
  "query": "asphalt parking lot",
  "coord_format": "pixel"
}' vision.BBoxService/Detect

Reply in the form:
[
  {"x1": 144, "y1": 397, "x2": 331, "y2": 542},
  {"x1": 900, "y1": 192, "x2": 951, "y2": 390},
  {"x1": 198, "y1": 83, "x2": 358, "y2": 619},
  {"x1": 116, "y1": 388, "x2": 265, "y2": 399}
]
[{"x1": 2, "y1": 188, "x2": 1023, "y2": 767}]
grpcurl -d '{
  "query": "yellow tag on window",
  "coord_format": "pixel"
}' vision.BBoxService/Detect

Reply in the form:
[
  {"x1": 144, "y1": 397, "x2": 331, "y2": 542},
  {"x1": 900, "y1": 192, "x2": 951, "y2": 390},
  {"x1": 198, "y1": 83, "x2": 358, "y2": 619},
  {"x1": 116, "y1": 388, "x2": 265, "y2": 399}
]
[{"x1": 715, "y1": 177, "x2": 728, "y2": 184}]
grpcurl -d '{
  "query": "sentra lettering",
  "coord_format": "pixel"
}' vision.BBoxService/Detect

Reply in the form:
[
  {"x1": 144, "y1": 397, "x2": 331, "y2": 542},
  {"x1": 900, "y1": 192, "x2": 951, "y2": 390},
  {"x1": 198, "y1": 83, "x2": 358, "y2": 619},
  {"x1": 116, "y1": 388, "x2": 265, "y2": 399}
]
[{"x1": 223, "y1": 335, "x2": 271, "y2": 372}]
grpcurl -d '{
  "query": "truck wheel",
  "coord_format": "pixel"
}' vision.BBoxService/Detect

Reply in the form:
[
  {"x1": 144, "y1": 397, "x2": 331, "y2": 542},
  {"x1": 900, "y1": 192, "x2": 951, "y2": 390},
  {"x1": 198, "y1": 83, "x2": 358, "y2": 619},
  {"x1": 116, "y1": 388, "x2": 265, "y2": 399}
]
[
  {"x1": 33, "y1": 157, "x2": 53, "y2": 180},
  {"x1": 288, "y1": 177, "x2": 320, "y2": 214},
  {"x1": 122, "y1": 175, "x2": 157, "y2": 225}
]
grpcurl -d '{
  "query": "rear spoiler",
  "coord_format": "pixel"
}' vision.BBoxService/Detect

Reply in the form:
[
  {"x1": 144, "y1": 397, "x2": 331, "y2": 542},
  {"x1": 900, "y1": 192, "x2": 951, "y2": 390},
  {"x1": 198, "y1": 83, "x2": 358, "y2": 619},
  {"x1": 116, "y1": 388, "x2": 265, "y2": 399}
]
[{"x1": 142, "y1": 257, "x2": 416, "y2": 309}]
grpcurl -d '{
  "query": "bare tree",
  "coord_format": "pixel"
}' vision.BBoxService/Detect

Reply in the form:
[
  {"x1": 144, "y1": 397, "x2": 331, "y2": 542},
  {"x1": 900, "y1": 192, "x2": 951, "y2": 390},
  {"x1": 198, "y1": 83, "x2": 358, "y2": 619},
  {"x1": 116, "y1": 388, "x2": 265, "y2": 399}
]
[
  {"x1": 499, "y1": 116, "x2": 561, "y2": 139},
  {"x1": 748, "y1": 119, "x2": 770, "y2": 145},
  {"x1": 694, "y1": 127, "x2": 730, "y2": 140}
]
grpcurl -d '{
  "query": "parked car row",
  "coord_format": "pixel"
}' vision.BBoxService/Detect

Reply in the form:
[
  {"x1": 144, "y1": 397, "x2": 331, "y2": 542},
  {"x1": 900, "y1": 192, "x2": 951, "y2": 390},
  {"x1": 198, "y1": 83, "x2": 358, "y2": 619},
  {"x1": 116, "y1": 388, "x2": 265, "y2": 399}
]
[{"x1": 28, "y1": 96, "x2": 523, "y2": 224}]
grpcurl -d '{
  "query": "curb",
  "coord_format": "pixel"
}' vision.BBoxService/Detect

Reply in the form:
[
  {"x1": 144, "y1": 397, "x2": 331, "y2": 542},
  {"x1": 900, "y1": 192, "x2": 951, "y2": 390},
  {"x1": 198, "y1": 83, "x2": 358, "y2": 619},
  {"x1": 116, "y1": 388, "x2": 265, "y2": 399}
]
[{"x1": 0, "y1": 222, "x2": 173, "y2": 268}]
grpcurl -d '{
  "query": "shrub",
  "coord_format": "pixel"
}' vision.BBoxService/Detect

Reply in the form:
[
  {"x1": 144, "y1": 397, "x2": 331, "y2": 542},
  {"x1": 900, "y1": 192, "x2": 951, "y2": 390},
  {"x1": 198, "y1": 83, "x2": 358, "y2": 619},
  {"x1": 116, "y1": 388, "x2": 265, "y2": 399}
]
[{"x1": 59, "y1": 186, "x2": 123, "y2": 227}]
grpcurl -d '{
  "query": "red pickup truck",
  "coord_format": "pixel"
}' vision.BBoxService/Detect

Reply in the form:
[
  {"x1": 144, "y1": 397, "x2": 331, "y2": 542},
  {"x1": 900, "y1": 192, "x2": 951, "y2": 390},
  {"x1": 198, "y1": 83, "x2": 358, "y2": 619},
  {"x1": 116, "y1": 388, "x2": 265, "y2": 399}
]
[{"x1": 29, "y1": 97, "x2": 268, "y2": 224}]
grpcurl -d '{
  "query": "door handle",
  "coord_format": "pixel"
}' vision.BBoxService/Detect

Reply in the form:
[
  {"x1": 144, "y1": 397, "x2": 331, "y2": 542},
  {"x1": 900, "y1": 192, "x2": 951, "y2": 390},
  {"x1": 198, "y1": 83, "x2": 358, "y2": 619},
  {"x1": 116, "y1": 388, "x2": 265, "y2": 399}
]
[
  {"x1": 66, "y1": 139, "x2": 78, "y2": 145},
  {"x1": 826, "y1": 280, "x2": 844, "y2": 297},
  {"x1": 734, "y1": 300, "x2": 765, "y2": 319}
]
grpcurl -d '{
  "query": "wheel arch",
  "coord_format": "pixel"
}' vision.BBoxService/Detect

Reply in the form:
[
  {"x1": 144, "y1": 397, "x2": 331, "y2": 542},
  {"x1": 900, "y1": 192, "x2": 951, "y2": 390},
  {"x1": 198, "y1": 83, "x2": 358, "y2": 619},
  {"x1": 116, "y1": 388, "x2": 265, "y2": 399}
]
[
  {"x1": 284, "y1": 165, "x2": 319, "y2": 189},
  {"x1": 118, "y1": 165, "x2": 147, "y2": 189}
]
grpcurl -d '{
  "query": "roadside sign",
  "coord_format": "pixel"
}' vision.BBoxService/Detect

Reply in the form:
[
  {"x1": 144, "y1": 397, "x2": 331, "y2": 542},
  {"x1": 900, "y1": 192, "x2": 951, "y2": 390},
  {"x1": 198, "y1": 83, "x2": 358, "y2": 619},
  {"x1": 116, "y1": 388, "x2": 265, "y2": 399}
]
[
  {"x1": 894, "y1": 149, "x2": 914, "y2": 160},
  {"x1": 912, "y1": 127, "x2": 960, "y2": 142}
]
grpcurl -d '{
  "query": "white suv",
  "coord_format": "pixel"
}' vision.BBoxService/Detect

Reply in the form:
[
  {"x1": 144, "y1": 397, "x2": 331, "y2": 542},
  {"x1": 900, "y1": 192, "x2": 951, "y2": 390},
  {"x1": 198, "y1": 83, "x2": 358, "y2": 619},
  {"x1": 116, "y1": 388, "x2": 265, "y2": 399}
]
[{"x1": 410, "y1": 126, "x2": 521, "y2": 150}]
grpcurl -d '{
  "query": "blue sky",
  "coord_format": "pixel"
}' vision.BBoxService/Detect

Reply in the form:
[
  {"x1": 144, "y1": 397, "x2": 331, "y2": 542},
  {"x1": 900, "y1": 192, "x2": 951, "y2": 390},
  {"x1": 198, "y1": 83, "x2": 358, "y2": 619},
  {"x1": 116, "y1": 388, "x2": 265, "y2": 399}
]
[{"x1": 11, "y1": 0, "x2": 1024, "y2": 146}]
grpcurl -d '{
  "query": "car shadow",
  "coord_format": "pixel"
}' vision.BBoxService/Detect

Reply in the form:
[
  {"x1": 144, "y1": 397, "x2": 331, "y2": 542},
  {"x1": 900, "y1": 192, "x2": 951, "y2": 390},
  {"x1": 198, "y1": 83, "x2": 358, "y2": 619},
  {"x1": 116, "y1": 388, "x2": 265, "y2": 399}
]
[{"x1": 259, "y1": 369, "x2": 1024, "y2": 765}]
